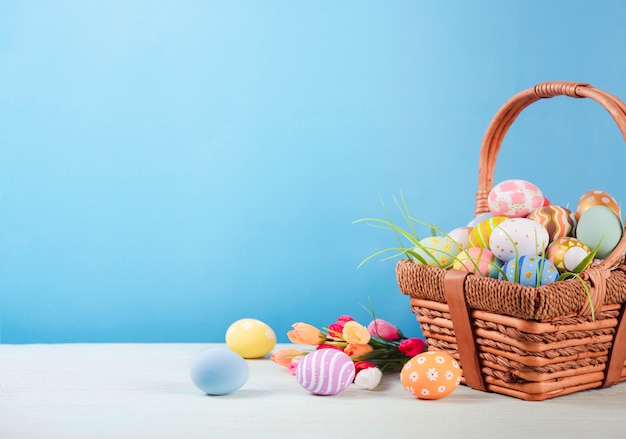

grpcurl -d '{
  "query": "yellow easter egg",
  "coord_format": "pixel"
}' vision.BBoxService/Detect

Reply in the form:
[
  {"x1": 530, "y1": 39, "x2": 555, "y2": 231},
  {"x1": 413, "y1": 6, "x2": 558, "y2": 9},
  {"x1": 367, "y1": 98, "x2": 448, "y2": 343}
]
[
  {"x1": 467, "y1": 216, "x2": 507, "y2": 249},
  {"x1": 225, "y1": 318, "x2": 276, "y2": 359}
]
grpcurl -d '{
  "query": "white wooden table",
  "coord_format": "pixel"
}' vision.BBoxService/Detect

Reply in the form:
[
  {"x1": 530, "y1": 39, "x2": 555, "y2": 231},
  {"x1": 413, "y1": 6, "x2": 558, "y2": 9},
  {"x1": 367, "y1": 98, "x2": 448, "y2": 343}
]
[{"x1": 1, "y1": 343, "x2": 625, "y2": 438}]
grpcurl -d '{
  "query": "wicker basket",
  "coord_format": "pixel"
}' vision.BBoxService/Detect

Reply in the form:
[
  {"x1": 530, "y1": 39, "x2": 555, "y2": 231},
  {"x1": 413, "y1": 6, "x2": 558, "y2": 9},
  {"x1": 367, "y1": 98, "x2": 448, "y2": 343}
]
[{"x1": 396, "y1": 81, "x2": 626, "y2": 401}]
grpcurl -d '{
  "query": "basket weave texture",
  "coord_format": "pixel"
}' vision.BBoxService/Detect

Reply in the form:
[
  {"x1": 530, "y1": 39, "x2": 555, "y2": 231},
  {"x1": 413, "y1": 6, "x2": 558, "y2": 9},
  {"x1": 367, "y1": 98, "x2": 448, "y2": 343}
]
[{"x1": 397, "y1": 81, "x2": 626, "y2": 401}]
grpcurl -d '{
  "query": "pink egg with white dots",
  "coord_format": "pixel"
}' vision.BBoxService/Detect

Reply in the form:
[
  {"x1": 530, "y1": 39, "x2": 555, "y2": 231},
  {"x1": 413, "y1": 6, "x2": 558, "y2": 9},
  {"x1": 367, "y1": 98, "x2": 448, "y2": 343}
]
[
  {"x1": 488, "y1": 179, "x2": 545, "y2": 218},
  {"x1": 296, "y1": 349, "x2": 355, "y2": 396}
]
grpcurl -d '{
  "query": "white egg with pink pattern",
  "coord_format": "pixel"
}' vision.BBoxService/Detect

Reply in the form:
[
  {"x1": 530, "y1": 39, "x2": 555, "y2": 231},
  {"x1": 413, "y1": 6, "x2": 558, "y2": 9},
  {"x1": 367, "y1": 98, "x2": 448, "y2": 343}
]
[{"x1": 488, "y1": 179, "x2": 545, "y2": 218}]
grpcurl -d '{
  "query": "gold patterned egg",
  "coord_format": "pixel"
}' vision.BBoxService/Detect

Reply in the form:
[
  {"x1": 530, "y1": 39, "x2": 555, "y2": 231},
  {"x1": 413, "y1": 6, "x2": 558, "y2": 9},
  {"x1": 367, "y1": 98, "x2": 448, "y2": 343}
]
[
  {"x1": 575, "y1": 189, "x2": 621, "y2": 221},
  {"x1": 546, "y1": 237, "x2": 591, "y2": 273}
]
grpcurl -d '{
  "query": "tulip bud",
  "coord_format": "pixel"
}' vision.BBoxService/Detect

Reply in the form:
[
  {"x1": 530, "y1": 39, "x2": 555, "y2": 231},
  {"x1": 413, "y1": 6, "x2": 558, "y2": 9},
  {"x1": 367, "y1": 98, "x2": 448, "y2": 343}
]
[
  {"x1": 354, "y1": 366, "x2": 383, "y2": 390},
  {"x1": 287, "y1": 323, "x2": 326, "y2": 345},
  {"x1": 367, "y1": 319, "x2": 402, "y2": 341},
  {"x1": 398, "y1": 337, "x2": 427, "y2": 357}
]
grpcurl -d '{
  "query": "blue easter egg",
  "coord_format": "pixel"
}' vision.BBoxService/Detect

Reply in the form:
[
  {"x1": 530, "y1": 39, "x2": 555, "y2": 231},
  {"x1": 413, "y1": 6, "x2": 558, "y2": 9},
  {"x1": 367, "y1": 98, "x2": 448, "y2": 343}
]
[
  {"x1": 190, "y1": 347, "x2": 249, "y2": 395},
  {"x1": 501, "y1": 256, "x2": 558, "y2": 287},
  {"x1": 467, "y1": 211, "x2": 494, "y2": 227}
]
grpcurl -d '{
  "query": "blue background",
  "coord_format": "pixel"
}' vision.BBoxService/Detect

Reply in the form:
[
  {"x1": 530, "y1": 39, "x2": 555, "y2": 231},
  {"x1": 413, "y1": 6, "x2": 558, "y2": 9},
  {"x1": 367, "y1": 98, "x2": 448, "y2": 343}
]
[{"x1": 1, "y1": 1, "x2": 626, "y2": 343}]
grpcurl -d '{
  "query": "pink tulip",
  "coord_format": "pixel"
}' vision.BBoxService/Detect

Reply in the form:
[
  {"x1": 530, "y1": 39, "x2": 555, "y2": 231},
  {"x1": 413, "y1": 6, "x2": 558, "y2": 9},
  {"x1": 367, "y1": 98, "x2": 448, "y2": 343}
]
[
  {"x1": 367, "y1": 319, "x2": 402, "y2": 341},
  {"x1": 327, "y1": 315, "x2": 354, "y2": 339},
  {"x1": 398, "y1": 338, "x2": 427, "y2": 357},
  {"x1": 287, "y1": 358, "x2": 301, "y2": 375}
]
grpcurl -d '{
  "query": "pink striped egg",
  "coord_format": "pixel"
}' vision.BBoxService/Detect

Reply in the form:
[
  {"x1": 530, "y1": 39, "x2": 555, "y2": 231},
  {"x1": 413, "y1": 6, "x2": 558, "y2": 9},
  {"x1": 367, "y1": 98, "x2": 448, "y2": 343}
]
[{"x1": 296, "y1": 349, "x2": 355, "y2": 395}]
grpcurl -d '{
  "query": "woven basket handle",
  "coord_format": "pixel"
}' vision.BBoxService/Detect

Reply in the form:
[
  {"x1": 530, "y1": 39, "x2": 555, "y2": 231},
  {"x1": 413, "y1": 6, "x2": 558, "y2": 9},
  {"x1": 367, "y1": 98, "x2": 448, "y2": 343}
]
[{"x1": 475, "y1": 81, "x2": 626, "y2": 271}]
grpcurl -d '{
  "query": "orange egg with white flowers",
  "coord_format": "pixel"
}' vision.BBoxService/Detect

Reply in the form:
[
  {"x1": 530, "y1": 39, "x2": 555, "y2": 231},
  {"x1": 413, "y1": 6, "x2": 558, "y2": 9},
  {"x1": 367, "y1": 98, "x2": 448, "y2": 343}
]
[{"x1": 400, "y1": 351, "x2": 462, "y2": 400}]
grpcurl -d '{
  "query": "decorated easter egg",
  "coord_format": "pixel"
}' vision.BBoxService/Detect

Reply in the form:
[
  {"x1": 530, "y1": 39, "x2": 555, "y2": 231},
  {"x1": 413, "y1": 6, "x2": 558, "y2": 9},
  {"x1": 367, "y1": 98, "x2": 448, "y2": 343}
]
[
  {"x1": 527, "y1": 205, "x2": 576, "y2": 241},
  {"x1": 489, "y1": 218, "x2": 550, "y2": 262},
  {"x1": 453, "y1": 247, "x2": 502, "y2": 278},
  {"x1": 467, "y1": 216, "x2": 507, "y2": 249},
  {"x1": 467, "y1": 211, "x2": 494, "y2": 227},
  {"x1": 488, "y1": 179, "x2": 545, "y2": 218},
  {"x1": 576, "y1": 205, "x2": 624, "y2": 259},
  {"x1": 400, "y1": 351, "x2": 462, "y2": 400},
  {"x1": 413, "y1": 236, "x2": 463, "y2": 267},
  {"x1": 575, "y1": 189, "x2": 621, "y2": 221},
  {"x1": 447, "y1": 226, "x2": 473, "y2": 249},
  {"x1": 225, "y1": 318, "x2": 276, "y2": 359},
  {"x1": 546, "y1": 237, "x2": 591, "y2": 273},
  {"x1": 296, "y1": 349, "x2": 356, "y2": 396},
  {"x1": 190, "y1": 347, "x2": 249, "y2": 395},
  {"x1": 501, "y1": 256, "x2": 559, "y2": 286}
]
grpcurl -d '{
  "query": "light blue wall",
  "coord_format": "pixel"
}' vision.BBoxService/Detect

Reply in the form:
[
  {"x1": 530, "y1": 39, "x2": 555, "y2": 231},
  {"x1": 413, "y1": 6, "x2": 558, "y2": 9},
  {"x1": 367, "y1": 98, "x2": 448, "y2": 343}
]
[{"x1": 1, "y1": 1, "x2": 626, "y2": 343}]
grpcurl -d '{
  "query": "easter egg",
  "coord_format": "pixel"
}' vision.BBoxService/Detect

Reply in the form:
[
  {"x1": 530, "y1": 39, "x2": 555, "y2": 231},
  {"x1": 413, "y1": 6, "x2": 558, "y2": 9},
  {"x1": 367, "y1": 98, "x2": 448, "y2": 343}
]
[
  {"x1": 575, "y1": 189, "x2": 621, "y2": 221},
  {"x1": 453, "y1": 247, "x2": 502, "y2": 278},
  {"x1": 467, "y1": 216, "x2": 507, "y2": 249},
  {"x1": 576, "y1": 205, "x2": 624, "y2": 259},
  {"x1": 489, "y1": 218, "x2": 550, "y2": 262},
  {"x1": 501, "y1": 256, "x2": 559, "y2": 286},
  {"x1": 413, "y1": 236, "x2": 463, "y2": 267},
  {"x1": 296, "y1": 349, "x2": 355, "y2": 396},
  {"x1": 467, "y1": 211, "x2": 494, "y2": 227},
  {"x1": 225, "y1": 318, "x2": 276, "y2": 359},
  {"x1": 190, "y1": 347, "x2": 249, "y2": 395},
  {"x1": 527, "y1": 205, "x2": 576, "y2": 241},
  {"x1": 400, "y1": 351, "x2": 462, "y2": 400},
  {"x1": 488, "y1": 179, "x2": 545, "y2": 218},
  {"x1": 447, "y1": 226, "x2": 473, "y2": 249},
  {"x1": 546, "y1": 237, "x2": 592, "y2": 273}
]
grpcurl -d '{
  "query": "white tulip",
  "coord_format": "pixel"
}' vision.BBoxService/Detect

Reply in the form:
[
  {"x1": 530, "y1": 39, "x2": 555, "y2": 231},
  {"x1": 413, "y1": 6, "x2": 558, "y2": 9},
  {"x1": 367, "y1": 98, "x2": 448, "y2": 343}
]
[{"x1": 354, "y1": 367, "x2": 383, "y2": 390}]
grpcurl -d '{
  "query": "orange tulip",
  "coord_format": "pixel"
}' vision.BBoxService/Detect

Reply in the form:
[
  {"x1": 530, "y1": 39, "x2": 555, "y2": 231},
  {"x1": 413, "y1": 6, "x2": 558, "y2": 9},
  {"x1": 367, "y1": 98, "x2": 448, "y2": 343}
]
[
  {"x1": 344, "y1": 343, "x2": 374, "y2": 357},
  {"x1": 287, "y1": 322, "x2": 326, "y2": 345},
  {"x1": 270, "y1": 348, "x2": 306, "y2": 367},
  {"x1": 342, "y1": 321, "x2": 371, "y2": 345}
]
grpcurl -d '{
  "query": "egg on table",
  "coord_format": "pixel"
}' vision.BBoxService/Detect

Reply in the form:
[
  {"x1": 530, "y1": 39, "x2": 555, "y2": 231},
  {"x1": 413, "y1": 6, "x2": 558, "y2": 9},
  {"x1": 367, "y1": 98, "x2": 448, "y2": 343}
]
[
  {"x1": 296, "y1": 349, "x2": 355, "y2": 396},
  {"x1": 225, "y1": 318, "x2": 277, "y2": 359},
  {"x1": 190, "y1": 348, "x2": 249, "y2": 395},
  {"x1": 400, "y1": 351, "x2": 462, "y2": 400}
]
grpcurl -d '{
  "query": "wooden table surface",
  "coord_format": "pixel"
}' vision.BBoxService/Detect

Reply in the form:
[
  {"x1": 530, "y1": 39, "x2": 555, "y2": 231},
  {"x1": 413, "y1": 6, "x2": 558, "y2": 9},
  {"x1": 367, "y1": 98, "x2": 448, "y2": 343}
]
[{"x1": 1, "y1": 343, "x2": 625, "y2": 439}]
